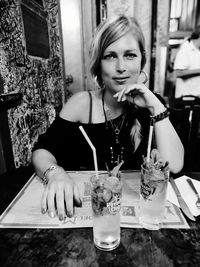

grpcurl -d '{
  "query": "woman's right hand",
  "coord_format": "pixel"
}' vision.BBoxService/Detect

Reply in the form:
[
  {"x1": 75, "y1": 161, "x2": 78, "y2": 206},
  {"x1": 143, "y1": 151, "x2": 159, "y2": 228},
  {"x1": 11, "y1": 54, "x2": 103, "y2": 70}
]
[
  {"x1": 113, "y1": 84, "x2": 165, "y2": 115},
  {"x1": 41, "y1": 169, "x2": 82, "y2": 221}
]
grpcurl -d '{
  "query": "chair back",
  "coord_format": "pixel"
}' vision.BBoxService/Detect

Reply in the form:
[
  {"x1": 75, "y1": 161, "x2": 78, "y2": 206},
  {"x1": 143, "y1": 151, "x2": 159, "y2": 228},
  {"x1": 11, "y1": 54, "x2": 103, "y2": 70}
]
[{"x1": 169, "y1": 95, "x2": 200, "y2": 171}]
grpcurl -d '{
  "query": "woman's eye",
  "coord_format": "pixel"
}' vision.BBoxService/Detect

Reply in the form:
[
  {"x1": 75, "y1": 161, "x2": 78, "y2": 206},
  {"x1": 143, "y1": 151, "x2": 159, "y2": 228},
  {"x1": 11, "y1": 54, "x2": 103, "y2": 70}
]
[
  {"x1": 125, "y1": 53, "x2": 137, "y2": 59},
  {"x1": 102, "y1": 54, "x2": 116, "y2": 60}
]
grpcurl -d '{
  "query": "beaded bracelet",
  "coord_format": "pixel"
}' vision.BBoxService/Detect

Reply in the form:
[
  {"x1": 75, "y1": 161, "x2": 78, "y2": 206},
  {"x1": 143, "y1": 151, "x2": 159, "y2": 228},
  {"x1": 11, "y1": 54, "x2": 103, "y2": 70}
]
[
  {"x1": 42, "y1": 165, "x2": 64, "y2": 185},
  {"x1": 150, "y1": 108, "x2": 170, "y2": 125}
]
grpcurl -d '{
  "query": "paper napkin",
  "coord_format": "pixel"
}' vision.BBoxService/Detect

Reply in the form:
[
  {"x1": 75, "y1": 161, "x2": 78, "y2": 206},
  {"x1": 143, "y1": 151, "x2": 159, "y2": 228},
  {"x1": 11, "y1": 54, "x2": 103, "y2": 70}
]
[{"x1": 167, "y1": 175, "x2": 200, "y2": 217}]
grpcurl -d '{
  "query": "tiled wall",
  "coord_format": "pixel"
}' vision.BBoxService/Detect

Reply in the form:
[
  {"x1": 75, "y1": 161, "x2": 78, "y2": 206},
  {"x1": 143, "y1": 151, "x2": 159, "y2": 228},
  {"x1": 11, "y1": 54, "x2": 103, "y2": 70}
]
[{"x1": 0, "y1": 0, "x2": 66, "y2": 168}]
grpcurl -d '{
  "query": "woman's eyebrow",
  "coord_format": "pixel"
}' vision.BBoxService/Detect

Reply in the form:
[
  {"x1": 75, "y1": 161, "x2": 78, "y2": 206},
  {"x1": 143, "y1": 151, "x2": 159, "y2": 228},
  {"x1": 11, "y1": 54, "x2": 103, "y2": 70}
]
[
  {"x1": 124, "y1": 49, "x2": 139, "y2": 53},
  {"x1": 103, "y1": 50, "x2": 116, "y2": 54},
  {"x1": 104, "y1": 49, "x2": 137, "y2": 54}
]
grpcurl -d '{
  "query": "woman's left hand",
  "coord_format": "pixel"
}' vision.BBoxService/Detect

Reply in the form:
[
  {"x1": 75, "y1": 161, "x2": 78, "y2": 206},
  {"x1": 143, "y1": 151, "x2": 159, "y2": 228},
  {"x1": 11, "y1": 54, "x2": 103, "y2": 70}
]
[{"x1": 113, "y1": 84, "x2": 164, "y2": 114}]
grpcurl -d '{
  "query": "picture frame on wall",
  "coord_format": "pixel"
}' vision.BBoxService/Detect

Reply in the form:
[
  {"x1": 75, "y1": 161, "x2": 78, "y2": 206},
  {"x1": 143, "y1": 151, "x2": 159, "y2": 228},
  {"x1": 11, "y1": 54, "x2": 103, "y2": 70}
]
[{"x1": 21, "y1": 1, "x2": 50, "y2": 58}]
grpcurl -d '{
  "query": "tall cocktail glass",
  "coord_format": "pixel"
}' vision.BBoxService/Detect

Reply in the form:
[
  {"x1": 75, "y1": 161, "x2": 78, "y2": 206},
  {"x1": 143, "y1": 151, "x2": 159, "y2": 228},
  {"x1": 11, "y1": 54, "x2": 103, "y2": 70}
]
[
  {"x1": 139, "y1": 160, "x2": 169, "y2": 230},
  {"x1": 90, "y1": 173, "x2": 122, "y2": 251}
]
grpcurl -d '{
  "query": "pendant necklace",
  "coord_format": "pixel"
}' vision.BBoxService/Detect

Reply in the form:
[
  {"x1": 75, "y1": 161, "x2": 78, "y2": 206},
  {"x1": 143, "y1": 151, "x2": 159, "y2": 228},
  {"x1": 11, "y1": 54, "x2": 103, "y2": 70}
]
[
  {"x1": 102, "y1": 90, "x2": 126, "y2": 144},
  {"x1": 102, "y1": 90, "x2": 126, "y2": 166},
  {"x1": 105, "y1": 109, "x2": 126, "y2": 144}
]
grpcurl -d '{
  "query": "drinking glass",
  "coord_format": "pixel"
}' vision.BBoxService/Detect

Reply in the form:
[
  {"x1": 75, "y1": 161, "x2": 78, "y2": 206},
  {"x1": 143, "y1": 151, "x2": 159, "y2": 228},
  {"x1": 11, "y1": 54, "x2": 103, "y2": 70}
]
[
  {"x1": 90, "y1": 173, "x2": 122, "y2": 251},
  {"x1": 139, "y1": 163, "x2": 169, "y2": 230}
]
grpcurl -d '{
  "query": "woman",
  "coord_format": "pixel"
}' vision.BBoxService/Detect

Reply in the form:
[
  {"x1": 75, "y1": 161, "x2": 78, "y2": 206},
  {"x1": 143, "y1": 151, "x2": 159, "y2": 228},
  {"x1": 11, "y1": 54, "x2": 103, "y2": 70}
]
[{"x1": 32, "y1": 15, "x2": 184, "y2": 221}]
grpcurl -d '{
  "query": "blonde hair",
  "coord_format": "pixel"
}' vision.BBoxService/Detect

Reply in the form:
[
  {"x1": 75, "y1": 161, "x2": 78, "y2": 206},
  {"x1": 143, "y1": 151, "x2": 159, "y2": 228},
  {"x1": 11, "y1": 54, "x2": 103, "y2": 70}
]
[
  {"x1": 89, "y1": 15, "x2": 146, "y2": 151},
  {"x1": 89, "y1": 15, "x2": 146, "y2": 88},
  {"x1": 130, "y1": 117, "x2": 142, "y2": 152}
]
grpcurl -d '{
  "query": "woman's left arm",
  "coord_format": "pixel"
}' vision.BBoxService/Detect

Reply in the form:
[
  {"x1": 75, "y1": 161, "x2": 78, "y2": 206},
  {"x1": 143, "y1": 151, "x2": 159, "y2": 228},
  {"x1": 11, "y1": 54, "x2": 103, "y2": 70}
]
[
  {"x1": 153, "y1": 115, "x2": 184, "y2": 173},
  {"x1": 114, "y1": 84, "x2": 184, "y2": 173}
]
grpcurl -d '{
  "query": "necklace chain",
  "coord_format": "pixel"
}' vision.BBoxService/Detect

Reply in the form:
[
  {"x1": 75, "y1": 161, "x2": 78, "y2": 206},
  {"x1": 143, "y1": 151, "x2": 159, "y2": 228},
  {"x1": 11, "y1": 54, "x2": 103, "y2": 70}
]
[
  {"x1": 102, "y1": 91, "x2": 126, "y2": 144},
  {"x1": 102, "y1": 90, "x2": 126, "y2": 167},
  {"x1": 107, "y1": 110, "x2": 126, "y2": 144}
]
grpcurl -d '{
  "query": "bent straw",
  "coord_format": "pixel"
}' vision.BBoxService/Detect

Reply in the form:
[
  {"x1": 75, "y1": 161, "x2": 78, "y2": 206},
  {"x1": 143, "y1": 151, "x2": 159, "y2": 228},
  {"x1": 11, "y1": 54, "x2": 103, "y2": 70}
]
[
  {"x1": 79, "y1": 126, "x2": 99, "y2": 179},
  {"x1": 146, "y1": 123, "x2": 154, "y2": 163}
]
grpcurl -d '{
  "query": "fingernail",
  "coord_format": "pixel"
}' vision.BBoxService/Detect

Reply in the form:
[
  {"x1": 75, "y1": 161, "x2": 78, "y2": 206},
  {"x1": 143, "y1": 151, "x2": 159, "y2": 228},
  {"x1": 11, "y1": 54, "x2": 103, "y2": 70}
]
[
  {"x1": 78, "y1": 200, "x2": 82, "y2": 207},
  {"x1": 75, "y1": 201, "x2": 82, "y2": 208},
  {"x1": 59, "y1": 215, "x2": 63, "y2": 221},
  {"x1": 41, "y1": 208, "x2": 46, "y2": 214},
  {"x1": 49, "y1": 211, "x2": 55, "y2": 218},
  {"x1": 67, "y1": 211, "x2": 73, "y2": 218}
]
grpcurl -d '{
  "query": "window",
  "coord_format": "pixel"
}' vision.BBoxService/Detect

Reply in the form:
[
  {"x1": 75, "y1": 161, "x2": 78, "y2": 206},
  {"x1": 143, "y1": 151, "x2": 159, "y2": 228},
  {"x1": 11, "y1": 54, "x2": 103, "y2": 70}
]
[
  {"x1": 21, "y1": 0, "x2": 50, "y2": 58},
  {"x1": 169, "y1": 0, "x2": 199, "y2": 32}
]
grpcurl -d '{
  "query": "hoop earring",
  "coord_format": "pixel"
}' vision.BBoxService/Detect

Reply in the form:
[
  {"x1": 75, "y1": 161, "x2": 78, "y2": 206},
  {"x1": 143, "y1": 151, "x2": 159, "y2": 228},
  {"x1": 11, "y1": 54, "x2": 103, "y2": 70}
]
[
  {"x1": 140, "y1": 70, "x2": 148, "y2": 84},
  {"x1": 94, "y1": 76, "x2": 101, "y2": 89},
  {"x1": 101, "y1": 81, "x2": 105, "y2": 90}
]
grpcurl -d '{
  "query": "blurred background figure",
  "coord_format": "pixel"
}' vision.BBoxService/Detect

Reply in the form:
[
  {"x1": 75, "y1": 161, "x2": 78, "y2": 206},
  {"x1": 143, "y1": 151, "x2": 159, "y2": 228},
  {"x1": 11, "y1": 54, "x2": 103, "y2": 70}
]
[{"x1": 173, "y1": 25, "x2": 200, "y2": 98}]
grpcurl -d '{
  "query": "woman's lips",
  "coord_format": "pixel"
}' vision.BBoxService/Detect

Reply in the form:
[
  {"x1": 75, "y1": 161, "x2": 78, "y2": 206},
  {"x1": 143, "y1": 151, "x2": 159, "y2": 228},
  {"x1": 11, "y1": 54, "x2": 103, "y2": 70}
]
[{"x1": 113, "y1": 77, "x2": 129, "y2": 84}]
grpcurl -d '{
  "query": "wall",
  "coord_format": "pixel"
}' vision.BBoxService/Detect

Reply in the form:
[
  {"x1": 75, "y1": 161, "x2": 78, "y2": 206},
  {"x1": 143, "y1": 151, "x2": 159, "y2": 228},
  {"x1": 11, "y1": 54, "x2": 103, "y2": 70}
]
[
  {"x1": 107, "y1": 0, "x2": 135, "y2": 17},
  {"x1": 0, "y1": 0, "x2": 66, "y2": 168},
  {"x1": 60, "y1": 0, "x2": 85, "y2": 93},
  {"x1": 132, "y1": 0, "x2": 152, "y2": 88},
  {"x1": 154, "y1": 0, "x2": 171, "y2": 96},
  {"x1": 60, "y1": 0, "x2": 96, "y2": 93}
]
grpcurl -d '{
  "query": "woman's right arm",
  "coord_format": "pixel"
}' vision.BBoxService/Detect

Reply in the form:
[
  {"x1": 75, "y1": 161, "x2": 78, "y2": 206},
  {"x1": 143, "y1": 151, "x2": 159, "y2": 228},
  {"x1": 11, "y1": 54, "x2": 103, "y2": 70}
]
[
  {"x1": 31, "y1": 92, "x2": 90, "y2": 220},
  {"x1": 32, "y1": 149, "x2": 82, "y2": 221},
  {"x1": 32, "y1": 148, "x2": 58, "y2": 179}
]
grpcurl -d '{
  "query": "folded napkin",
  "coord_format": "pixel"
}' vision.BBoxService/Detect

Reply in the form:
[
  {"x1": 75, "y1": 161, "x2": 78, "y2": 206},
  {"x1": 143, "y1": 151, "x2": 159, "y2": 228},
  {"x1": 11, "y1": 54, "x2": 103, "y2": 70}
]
[{"x1": 167, "y1": 175, "x2": 200, "y2": 217}]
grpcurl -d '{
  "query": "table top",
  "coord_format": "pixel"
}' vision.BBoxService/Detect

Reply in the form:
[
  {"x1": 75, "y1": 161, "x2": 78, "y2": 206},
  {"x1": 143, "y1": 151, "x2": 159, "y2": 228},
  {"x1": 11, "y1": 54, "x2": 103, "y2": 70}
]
[{"x1": 0, "y1": 166, "x2": 200, "y2": 267}]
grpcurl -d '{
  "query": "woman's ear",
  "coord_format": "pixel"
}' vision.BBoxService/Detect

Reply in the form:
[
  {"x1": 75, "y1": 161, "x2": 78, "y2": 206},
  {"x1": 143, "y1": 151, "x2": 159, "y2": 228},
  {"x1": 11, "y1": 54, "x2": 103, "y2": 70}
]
[{"x1": 137, "y1": 70, "x2": 148, "y2": 84}]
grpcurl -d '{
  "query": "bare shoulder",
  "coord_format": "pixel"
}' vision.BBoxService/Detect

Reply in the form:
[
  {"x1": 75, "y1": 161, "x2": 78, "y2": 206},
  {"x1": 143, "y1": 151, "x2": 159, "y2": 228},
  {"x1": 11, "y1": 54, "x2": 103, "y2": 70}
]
[{"x1": 59, "y1": 91, "x2": 91, "y2": 122}]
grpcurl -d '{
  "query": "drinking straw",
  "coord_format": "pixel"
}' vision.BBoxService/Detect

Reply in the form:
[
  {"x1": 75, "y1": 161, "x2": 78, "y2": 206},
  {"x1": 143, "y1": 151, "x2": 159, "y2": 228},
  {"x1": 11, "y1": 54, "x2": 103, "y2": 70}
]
[
  {"x1": 79, "y1": 126, "x2": 99, "y2": 179},
  {"x1": 146, "y1": 123, "x2": 154, "y2": 163}
]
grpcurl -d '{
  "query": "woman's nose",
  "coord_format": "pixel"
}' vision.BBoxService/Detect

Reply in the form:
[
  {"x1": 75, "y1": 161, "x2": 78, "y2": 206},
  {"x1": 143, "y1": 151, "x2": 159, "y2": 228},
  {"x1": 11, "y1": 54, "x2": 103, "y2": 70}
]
[{"x1": 116, "y1": 58, "x2": 126, "y2": 73}]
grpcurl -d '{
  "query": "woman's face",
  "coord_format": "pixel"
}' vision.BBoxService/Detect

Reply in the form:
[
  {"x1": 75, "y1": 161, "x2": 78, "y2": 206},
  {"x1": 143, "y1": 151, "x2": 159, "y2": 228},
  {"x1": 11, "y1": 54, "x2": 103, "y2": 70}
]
[{"x1": 101, "y1": 31, "x2": 142, "y2": 93}]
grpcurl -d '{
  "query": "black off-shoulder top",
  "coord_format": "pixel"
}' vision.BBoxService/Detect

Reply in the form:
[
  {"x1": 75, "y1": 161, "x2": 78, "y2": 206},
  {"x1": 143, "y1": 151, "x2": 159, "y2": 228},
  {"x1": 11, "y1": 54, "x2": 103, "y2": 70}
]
[{"x1": 33, "y1": 106, "x2": 151, "y2": 171}]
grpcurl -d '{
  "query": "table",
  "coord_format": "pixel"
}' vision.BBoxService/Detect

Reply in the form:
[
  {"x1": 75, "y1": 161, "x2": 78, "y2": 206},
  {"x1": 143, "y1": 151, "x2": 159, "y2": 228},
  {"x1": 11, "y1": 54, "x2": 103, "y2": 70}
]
[{"x1": 0, "y1": 167, "x2": 200, "y2": 267}]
